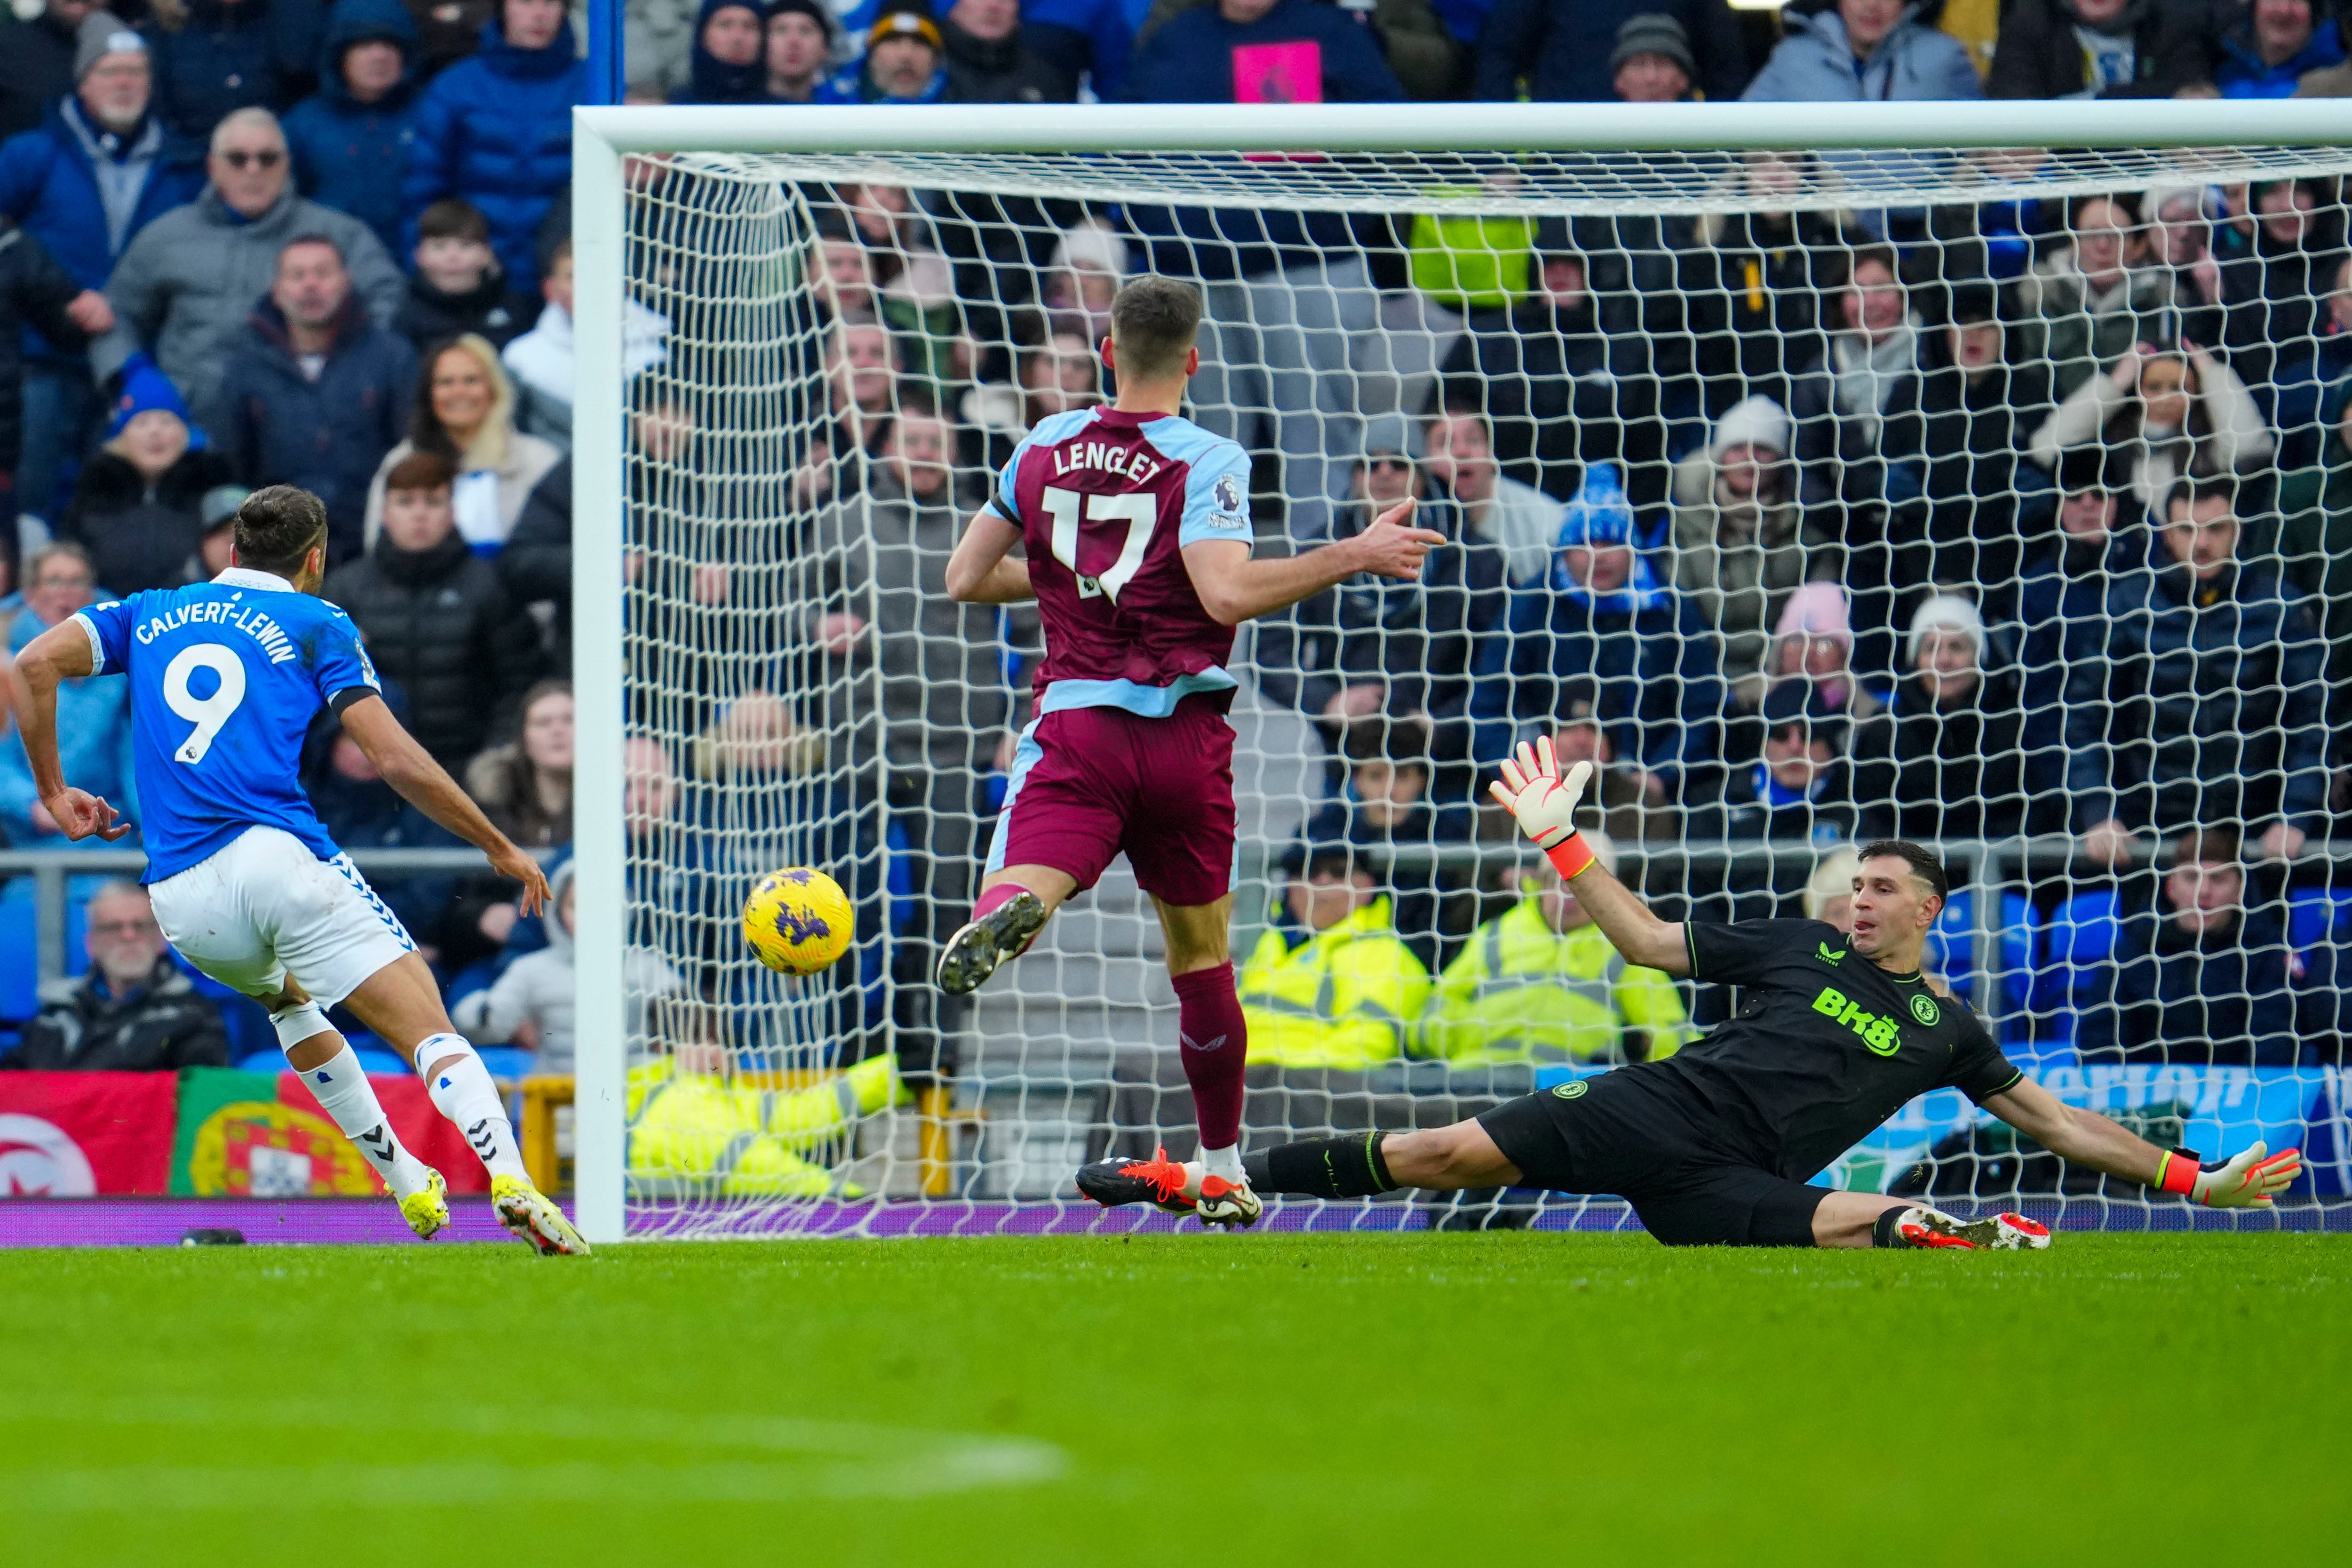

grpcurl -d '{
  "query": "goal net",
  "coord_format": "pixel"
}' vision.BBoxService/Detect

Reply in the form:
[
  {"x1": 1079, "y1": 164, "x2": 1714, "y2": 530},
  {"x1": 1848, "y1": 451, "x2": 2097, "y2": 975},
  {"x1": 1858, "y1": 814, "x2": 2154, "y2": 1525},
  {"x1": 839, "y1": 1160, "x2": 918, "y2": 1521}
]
[{"x1": 571, "y1": 107, "x2": 2352, "y2": 1243}]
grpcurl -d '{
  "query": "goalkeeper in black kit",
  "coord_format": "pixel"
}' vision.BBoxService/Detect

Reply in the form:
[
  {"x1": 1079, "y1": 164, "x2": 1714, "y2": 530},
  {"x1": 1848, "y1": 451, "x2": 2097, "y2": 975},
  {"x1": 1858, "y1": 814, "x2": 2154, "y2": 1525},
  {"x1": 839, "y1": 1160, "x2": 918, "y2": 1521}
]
[{"x1": 1084, "y1": 740, "x2": 2305, "y2": 1248}]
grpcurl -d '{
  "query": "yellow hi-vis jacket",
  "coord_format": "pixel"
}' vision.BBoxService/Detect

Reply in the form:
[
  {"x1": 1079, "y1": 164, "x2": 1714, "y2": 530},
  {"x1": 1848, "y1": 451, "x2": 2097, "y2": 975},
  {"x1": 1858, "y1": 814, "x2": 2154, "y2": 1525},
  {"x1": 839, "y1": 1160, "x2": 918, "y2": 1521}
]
[
  {"x1": 1423, "y1": 898, "x2": 1695, "y2": 1066},
  {"x1": 1239, "y1": 896, "x2": 1431, "y2": 1069},
  {"x1": 624, "y1": 1054, "x2": 899, "y2": 1197}
]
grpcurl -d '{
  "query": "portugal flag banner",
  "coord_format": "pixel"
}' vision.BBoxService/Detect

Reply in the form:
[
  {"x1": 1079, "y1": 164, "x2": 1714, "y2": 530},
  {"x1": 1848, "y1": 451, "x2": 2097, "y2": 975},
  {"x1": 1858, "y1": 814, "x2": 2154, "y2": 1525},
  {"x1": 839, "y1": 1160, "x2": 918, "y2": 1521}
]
[
  {"x1": 169, "y1": 1067, "x2": 488, "y2": 1197},
  {"x1": 0, "y1": 1072, "x2": 178, "y2": 1195}
]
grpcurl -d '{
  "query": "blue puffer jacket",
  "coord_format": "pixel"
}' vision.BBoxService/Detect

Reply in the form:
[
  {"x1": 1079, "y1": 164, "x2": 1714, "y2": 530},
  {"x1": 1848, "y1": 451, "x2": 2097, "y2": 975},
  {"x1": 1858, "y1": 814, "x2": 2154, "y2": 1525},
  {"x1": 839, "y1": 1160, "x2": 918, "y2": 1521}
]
[
  {"x1": 0, "y1": 101, "x2": 204, "y2": 360},
  {"x1": 403, "y1": 18, "x2": 585, "y2": 293},
  {"x1": 142, "y1": 0, "x2": 328, "y2": 159},
  {"x1": 2215, "y1": 18, "x2": 2347, "y2": 98},
  {"x1": 281, "y1": 0, "x2": 420, "y2": 259}
]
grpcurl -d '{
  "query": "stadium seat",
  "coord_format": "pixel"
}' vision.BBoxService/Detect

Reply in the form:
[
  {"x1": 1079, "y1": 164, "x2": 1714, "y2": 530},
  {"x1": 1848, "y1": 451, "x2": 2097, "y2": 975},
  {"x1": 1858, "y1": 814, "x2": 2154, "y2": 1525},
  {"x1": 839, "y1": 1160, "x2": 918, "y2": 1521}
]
[
  {"x1": 1926, "y1": 888, "x2": 2035, "y2": 1024},
  {"x1": 2287, "y1": 886, "x2": 2352, "y2": 951}
]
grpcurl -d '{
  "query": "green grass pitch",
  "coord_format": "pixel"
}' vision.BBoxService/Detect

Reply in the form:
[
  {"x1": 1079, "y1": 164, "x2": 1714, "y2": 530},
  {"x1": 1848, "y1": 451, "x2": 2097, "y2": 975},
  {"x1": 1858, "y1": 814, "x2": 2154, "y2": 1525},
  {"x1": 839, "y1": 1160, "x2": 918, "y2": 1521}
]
[{"x1": 2, "y1": 1231, "x2": 2345, "y2": 1566}]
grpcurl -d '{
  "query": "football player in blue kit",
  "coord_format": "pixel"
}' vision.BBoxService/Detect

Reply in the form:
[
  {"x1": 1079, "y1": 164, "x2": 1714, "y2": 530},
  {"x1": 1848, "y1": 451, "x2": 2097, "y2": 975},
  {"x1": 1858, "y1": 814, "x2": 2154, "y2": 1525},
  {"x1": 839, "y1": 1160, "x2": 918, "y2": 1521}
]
[{"x1": 11, "y1": 485, "x2": 587, "y2": 1253}]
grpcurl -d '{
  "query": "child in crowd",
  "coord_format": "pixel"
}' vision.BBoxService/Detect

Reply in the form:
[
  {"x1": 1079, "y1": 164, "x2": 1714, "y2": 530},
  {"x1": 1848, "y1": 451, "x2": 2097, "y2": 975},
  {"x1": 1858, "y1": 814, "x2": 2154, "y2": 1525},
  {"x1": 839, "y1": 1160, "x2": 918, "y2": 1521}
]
[{"x1": 395, "y1": 198, "x2": 536, "y2": 353}]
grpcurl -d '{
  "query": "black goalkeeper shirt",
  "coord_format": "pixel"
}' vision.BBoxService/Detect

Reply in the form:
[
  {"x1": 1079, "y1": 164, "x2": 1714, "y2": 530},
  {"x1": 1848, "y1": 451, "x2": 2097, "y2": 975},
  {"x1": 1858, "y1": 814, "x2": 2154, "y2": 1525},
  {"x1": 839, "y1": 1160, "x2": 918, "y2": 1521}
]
[{"x1": 1644, "y1": 918, "x2": 2023, "y2": 1181}]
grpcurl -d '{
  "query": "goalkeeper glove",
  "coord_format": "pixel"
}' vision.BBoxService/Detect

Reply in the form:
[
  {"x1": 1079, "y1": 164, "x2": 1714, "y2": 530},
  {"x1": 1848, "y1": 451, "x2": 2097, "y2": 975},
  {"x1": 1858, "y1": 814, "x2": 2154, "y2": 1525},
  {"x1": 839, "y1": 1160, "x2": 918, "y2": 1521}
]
[
  {"x1": 2152, "y1": 1142, "x2": 2303, "y2": 1207},
  {"x1": 1489, "y1": 736, "x2": 1601, "y2": 880}
]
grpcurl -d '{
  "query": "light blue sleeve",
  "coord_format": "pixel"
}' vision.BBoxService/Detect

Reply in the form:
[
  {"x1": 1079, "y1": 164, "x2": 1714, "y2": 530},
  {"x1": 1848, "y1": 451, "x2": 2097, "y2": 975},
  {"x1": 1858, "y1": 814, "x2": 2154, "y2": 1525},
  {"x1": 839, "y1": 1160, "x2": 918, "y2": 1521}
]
[
  {"x1": 74, "y1": 600, "x2": 134, "y2": 676},
  {"x1": 310, "y1": 608, "x2": 383, "y2": 707},
  {"x1": 990, "y1": 433, "x2": 1031, "y2": 523},
  {"x1": 1177, "y1": 441, "x2": 1254, "y2": 548}
]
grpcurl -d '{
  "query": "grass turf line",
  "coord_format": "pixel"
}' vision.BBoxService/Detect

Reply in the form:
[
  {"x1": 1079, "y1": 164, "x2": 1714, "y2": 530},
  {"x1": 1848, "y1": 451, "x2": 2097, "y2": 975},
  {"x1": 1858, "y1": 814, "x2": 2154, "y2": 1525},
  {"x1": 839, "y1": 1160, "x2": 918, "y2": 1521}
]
[{"x1": 0, "y1": 1232, "x2": 2343, "y2": 1566}]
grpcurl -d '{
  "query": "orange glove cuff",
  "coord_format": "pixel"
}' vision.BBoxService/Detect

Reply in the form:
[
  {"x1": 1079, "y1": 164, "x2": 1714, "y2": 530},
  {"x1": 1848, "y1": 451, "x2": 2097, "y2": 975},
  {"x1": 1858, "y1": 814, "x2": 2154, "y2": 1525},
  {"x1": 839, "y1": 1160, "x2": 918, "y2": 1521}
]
[
  {"x1": 2155, "y1": 1150, "x2": 2200, "y2": 1196},
  {"x1": 1545, "y1": 832, "x2": 1596, "y2": 881}
]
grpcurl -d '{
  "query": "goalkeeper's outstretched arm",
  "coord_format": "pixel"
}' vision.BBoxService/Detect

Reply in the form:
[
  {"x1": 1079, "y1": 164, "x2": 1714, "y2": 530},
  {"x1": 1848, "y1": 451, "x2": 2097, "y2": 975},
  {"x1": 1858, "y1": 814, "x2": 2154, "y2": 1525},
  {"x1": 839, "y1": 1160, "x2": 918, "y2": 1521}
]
[
  {"x1": 1489, "y1": 736, "x2": 1689, "y2": 975},
  {"x1": 1984, "y1": 1077, "x2": 2303, "y2": 1207}
]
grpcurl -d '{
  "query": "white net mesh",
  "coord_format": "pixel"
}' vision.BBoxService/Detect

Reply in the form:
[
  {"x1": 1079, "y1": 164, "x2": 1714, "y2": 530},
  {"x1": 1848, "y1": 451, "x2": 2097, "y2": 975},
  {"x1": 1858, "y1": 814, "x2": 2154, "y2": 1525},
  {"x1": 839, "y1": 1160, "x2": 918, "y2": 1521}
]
[{"x1": 609, "y1": 142, "x2": 2352, "y2": 1239}]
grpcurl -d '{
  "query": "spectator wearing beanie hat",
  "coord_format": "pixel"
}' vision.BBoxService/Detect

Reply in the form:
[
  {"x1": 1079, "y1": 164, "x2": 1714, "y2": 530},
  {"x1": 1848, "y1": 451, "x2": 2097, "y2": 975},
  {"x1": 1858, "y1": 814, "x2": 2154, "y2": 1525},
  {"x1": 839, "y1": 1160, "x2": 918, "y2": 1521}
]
[
  {"x1": 818, "y1": 4, "x2": 949, "y2": 104},
  {"x1": 1670, "y1": 392, "x2": 1835, "y2": 711},
  {"x1": 59, "y1": 352, "x2": 235, "y2": 596},
  {"x1": 1611, "y1": 13, "x2": 1697, "y2": 102},
  {"x1": 765, "y1": 0, "x2": 837, "y2": 104},
  {"x1": 1852, "y1": 591, "x2": 2059, "y2": 842},
  {"x1": 1762, "y1": 579, "x2": 1879, "y2": 721},
  {"x1": 674, "y1": 0, "x2": 775, "y2": 104}
]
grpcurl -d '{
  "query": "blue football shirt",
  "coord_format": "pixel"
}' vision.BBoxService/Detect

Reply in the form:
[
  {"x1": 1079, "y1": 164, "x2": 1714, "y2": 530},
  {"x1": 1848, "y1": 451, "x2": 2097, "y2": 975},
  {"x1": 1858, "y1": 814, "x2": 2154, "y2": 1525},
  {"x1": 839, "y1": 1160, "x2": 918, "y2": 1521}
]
[{"x1": 75, "y1": 567, "x2": 382, "y2": 882}]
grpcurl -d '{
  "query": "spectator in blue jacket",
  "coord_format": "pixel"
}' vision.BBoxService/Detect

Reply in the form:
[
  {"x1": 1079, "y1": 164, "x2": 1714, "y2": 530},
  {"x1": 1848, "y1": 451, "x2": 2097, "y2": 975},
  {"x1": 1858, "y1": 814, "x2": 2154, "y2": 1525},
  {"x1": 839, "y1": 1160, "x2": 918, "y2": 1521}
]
[
  {"x1": 403, "y1": 0, "x2": 585, "y2": 294},
  {"x1": 140, "y1": 0, "x2": 325, "y2": 158},
  {"x1": 674, "y1": 0, "x2": 773, "y2": 104},
  {"x1": 817, "y1": 4, "x2": 951, "y2": 103},
  {"x1": 280, "y1": 0, "x2": 420, "y2": 259},
  {"x1": 1741, "y1": 0, "x2": 1982, "y2": 102},
  {"x1": 1476, "y1": 0, "x2": 1750, "y2": 102},
  {"x1": 0, "y1": 541, "x2": 139, "y2": 848},
  {"x1": 2215, "y1": 0, "x2": 2345, "y2": 96},
  {"x1": 1485, "y1": 461, "x2": 1723, "y2": 790},
  {"x1": 0, "y1": 15, "x2": 204, "y2": 530},
  {"x1": 217, "y1": 234, "x2": 417, "y2": 561}
]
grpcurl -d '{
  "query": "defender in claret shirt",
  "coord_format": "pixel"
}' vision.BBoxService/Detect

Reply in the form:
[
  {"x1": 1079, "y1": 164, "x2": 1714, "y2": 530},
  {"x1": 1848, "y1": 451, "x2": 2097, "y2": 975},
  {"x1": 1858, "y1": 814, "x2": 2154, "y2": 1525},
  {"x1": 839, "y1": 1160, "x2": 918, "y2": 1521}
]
[
  {"x1": 937, "y1": 275, "x2": 1444, "y2": 1228},
  {"x1": 1091, "y1": 738, "x2": 2305, "y2": 1249}
]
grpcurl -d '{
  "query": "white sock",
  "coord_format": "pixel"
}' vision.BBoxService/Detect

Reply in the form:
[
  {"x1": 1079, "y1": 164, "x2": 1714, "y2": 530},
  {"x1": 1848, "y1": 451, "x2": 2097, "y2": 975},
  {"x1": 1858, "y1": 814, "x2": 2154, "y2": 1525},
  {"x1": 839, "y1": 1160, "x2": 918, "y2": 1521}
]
[
  {"x1": 418, "y1": 1033, "x2": 528, "y2": 1183},
  {"x1": 1198, "y1": 1142, "x2": 1245, "y2": 1183},
  {"x1": 296, "y1": 1045, "x2": 433, "y2": 1199}
]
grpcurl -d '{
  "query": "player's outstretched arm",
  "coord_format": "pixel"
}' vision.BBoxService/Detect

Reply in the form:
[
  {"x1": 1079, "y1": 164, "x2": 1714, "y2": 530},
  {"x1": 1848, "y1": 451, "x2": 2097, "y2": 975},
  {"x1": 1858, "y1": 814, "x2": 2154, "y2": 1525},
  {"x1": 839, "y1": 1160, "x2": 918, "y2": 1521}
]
[
  {"x1": 943, "y1": 508, "x2": 1035, "y2": 604},
  {"x1": 1984, "y1": 1077, "x2": 2303, "y2": 1207},
  {"x1": 339, "y1": 695, "x2": 552, "y2": 916},
  {"x1": 12, "y1": 620, "x2": 130, "y2": 841},
  {"x1": 1490, "y1": 736, "x2": 1689, "y2": 975},
  {"x1": 1182, "y1": 496, "x2": 1447, "y2": 627}
]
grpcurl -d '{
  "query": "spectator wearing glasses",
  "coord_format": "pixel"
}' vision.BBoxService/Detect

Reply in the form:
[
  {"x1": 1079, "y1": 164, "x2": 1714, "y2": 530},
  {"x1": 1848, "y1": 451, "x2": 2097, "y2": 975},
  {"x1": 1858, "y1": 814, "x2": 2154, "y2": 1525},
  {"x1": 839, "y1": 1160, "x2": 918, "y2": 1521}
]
[
  {"x1": 1, "y1": 15, "x2": 205, "y2": 531},
  {"x1": 0, "y1": 881, "x2": 231, "y2": 1071},
  {"x1": 58, "y1": 353, "x2": 232, "y2": 595},
  {"x1": 0, "y1": 542, "x2": 139, "y2": 849},
  {"x1": 90, "y1": 105, "x2": 401, "y2": 437}
]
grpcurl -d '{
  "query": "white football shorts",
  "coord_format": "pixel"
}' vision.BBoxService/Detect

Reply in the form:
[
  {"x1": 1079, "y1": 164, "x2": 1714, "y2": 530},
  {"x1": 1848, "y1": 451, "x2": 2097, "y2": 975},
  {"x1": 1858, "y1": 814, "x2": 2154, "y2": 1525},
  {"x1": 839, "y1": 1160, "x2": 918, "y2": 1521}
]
[{"x1": 147, "y1": 825, "x2": 418, "y2": 1008}]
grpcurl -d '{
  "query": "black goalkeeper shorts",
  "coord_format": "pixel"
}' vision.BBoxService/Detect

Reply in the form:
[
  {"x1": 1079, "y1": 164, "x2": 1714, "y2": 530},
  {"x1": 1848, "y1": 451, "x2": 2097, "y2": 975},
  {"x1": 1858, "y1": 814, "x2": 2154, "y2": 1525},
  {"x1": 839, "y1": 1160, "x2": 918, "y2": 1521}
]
[{"x1": 1476, "y1": 1069, "x2": 1827, "y2": 1248}]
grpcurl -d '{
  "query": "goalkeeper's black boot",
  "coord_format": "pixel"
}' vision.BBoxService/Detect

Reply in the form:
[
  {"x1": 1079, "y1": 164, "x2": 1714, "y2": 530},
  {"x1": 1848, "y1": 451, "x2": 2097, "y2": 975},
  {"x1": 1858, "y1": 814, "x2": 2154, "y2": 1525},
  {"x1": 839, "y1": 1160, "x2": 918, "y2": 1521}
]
[
  {"x1": 1075, "y1": 1146, "x2": 1196, "y2": 1215},
  {"x1": 935, "y1": 890, "x2": 1048, "y2": 994},
  {"x1": 1894, "y1": 1205, "x2": 2051, "y2": 1251}
]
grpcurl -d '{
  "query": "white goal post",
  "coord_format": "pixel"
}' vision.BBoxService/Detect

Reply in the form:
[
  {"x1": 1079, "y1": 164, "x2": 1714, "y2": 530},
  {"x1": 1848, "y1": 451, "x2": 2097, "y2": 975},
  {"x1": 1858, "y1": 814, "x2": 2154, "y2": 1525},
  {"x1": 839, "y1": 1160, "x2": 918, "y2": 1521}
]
[{"x1": 569, "y1": 100, "x2": 2352, "y2": 1245}]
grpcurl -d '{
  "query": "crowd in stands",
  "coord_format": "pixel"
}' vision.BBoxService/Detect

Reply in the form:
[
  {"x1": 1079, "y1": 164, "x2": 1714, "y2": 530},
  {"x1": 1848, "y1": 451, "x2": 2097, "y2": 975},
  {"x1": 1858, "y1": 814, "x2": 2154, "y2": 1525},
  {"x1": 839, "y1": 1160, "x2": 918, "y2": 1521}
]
[{"x1": 2, "y1": 0, "x2": 2351, "y2": 1097}]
